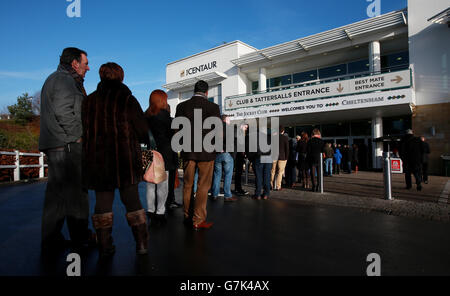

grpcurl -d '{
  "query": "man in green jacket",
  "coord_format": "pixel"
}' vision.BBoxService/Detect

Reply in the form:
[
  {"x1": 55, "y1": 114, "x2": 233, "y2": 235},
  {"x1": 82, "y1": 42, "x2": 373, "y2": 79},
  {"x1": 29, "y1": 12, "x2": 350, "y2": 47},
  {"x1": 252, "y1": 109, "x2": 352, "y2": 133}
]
[{"x1": 39, "y1": 47, "x2": 94, "y2": 253}]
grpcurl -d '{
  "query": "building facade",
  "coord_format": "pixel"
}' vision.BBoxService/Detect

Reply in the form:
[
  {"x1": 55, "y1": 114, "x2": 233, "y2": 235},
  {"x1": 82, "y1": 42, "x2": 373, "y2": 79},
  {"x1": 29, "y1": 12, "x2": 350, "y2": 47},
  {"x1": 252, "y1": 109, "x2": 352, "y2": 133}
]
[{"x1": 163, "y1": 0, "x2": 449, "y2": 174}]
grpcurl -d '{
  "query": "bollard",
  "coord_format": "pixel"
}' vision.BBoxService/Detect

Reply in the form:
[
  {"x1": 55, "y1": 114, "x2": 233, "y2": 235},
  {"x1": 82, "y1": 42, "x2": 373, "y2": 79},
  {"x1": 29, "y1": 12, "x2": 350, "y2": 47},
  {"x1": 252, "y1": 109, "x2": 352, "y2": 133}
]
[
  {"x1": 39, "y1": 152, "x2": 45, "y2": 178},
  {"x1": 383, "y1": 152, "x2": 392, "y2": 200},
  {"x1": 14, "y1": 150, "x2": 20, "y2": 182},
  {"x1": 319, "y1": 153, "x2": 324, "y2": 194}
]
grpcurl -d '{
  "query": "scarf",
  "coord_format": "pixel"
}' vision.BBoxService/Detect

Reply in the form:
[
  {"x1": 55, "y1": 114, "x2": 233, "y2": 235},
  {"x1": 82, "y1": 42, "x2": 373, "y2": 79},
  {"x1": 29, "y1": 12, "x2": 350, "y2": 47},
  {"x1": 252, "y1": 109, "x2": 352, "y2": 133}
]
[{"x1": 59, "y1": 63, "x2": 87, "y2": 97}]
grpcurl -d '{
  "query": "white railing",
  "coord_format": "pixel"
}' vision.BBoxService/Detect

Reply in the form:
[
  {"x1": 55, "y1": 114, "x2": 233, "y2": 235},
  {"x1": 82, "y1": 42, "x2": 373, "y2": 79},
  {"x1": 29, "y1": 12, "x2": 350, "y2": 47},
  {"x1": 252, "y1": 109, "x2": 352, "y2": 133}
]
[{"x1": 0, "y1": 150, "x2": 47, "y2": 181}]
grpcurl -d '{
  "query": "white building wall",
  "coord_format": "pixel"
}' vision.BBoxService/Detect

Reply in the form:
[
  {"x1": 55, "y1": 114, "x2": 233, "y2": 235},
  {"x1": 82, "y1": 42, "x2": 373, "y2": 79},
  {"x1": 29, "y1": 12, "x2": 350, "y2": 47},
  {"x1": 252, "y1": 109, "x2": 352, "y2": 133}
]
[
  {"x1": 408, "y1": 0, "x2": 450, "y2": 106},
  {"x1": 164, "y1": 41, "x2": 257, "y2": 115}
]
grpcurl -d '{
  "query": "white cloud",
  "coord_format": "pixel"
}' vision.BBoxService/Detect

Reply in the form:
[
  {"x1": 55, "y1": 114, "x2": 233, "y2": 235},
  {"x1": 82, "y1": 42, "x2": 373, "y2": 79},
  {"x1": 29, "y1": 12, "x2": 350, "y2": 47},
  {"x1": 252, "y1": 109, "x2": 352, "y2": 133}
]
[{"x1": 0, "y1": 69, "x2": 53, "y2": 80}]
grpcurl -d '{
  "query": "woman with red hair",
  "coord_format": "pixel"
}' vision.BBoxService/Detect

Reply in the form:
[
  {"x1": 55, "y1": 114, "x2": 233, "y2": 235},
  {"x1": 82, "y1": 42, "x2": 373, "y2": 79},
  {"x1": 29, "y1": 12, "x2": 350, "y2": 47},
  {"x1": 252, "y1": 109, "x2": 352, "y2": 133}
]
[{"x1": 145, "y1": 89, "x2": 177, "y2": 226}]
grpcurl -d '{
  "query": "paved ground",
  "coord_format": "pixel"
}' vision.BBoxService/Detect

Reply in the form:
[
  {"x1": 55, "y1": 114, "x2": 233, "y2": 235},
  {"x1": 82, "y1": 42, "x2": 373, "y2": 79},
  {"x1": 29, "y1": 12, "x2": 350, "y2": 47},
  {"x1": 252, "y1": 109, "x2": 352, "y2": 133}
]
[
  {"x1": 240, "y1": 171, "x2": 450, "y2": 222},
  {"x1": 0, "y1": 173, "x2": 449, "y2": 276}
]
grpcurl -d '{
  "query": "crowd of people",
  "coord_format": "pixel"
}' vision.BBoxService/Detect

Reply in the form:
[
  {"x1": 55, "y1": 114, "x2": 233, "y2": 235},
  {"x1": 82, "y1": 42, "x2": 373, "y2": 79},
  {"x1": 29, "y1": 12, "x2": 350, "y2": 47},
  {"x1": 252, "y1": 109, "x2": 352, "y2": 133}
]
[{"x1": 38, "y1": 47, "x2": 432, "y2": 260}]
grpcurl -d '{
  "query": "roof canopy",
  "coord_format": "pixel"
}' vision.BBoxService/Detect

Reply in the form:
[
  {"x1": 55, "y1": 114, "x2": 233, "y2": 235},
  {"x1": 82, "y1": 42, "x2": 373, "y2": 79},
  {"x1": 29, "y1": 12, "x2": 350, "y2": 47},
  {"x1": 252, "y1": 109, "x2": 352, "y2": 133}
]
[
  {"x1": 163, "y1": 71, "x2": 227, "y2": 91},
  {"x1": 231, "y1": 9, "x2": 407, "y2": 67},
  {"x1": 427, "y1": 7, "x2": 450, "y2": 25}
]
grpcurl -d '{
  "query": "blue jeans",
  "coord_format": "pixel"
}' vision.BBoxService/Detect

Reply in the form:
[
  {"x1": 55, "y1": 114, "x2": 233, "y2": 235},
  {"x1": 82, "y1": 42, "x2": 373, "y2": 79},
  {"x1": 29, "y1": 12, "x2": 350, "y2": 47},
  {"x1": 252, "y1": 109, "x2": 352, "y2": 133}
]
[
  {"x1": 253, "y1": 156, "x2": 273, "y2": 197},
  {"x1": 211, "y1": 153, "x2": 234, "y2": 198},
  {"x1": 325, "y1": 158, "x2": 333, "y2": 176},
  {"x1": 193, "y1": 168, "x2": 198, "y2": 193}
]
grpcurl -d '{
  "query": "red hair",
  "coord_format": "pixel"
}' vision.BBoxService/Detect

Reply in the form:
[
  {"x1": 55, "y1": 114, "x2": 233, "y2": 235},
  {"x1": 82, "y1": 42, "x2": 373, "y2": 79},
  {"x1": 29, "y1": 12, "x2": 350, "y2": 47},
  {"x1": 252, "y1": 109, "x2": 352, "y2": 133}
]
[
  {"x1": 146, "y1": 89, "x2": 168, "y2": 116},
  {"x1": 99, "y1": 62, "x2": 124, "y2": 81}
]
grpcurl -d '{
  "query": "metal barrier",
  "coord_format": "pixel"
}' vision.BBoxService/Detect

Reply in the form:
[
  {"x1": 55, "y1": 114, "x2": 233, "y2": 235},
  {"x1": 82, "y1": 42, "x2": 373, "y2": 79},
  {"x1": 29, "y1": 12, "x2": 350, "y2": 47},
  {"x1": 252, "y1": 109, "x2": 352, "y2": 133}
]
[{"x1": 0, "y1": 150, "x2": 47, "y2": 181}]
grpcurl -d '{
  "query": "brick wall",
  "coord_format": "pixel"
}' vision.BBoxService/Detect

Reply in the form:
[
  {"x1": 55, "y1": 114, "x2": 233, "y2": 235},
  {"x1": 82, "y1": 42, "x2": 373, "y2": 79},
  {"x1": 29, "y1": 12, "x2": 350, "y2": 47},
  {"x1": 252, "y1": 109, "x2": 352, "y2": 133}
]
[{"x1": 412, "y1": 102, "x2": 450, "y2": 176}]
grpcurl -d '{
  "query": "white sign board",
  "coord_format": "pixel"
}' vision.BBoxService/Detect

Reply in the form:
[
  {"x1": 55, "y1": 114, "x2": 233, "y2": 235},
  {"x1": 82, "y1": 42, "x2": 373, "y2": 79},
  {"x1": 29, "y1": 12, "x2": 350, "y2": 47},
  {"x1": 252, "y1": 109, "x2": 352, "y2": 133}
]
[
  {"x1": 224, "y1": 69, "x2": 411, "y2": 111},
  {"x1": 224, "y1": 88, "x2": 413, "y2": 120}
]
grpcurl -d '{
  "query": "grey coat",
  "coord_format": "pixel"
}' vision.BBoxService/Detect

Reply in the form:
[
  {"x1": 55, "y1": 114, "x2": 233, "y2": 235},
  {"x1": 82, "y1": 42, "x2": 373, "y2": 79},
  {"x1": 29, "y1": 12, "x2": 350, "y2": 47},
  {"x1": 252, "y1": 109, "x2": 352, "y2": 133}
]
[{"x1": 39, "y1": 65, "x2": 84, "y2": 151}]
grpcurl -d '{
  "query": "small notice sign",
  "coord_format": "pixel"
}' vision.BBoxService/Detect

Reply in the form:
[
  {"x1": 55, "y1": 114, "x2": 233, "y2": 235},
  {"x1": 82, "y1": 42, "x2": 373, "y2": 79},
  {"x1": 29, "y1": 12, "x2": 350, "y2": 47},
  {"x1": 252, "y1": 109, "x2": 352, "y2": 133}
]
[{"x1": 391, "y1": 158, "x2": 403, "y2": 174}]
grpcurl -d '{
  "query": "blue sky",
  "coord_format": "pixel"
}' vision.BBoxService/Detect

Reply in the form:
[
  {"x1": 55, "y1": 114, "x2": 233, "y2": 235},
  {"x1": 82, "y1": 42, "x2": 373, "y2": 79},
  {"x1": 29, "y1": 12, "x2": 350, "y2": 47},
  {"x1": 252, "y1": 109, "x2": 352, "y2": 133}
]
[{"x1": 0, "y1": 0, "x2": 407, "y2": 110}]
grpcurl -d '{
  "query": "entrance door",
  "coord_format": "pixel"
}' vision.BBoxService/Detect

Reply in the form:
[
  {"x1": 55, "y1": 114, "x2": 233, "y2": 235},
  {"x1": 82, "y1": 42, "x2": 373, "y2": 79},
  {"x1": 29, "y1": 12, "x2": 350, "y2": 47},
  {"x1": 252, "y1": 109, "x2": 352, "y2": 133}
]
[
  {"x1": 352, "y1": 138, "x2": 371, "y2": 171},
  {"x1": 322, "y1": 137, "x2": 372, "y2": 170},
  {"x1": 322, "y1": 137, "x2": 348, "y2": 147}
]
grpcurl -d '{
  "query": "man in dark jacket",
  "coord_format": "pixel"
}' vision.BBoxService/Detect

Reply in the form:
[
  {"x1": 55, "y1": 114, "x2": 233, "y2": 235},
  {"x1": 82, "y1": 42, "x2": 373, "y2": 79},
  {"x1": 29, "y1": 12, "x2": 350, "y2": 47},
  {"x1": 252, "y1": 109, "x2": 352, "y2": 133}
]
[
  {"x1": 175, "y1": 80, "x2": 221, "y2": 230},
  {"x1": 270, "y1": 126, "x2": 289, "y2": 191},
  {"x1": 285, "y1": 135, "x2": 298, "y2": 187},
  {"x1": 249, "y1": 127, "x2": 273, "y2": 200},
  {"x1": 401, "y1": 129, "x2": 424, "y2": 191},
  {"x1": 421, "y1": 136, "x2": 430, "y2": 184},
  {"x1": 39, "y1": 47, "x2": 94, "y2": 252},
  {"x1": 233, "y1": 123, "x2": 249, "y2": 196},
  {"x1": 323, "y1": 143, "x2": 334, "y2": 176},
  {"x1": 307, "y1": 129, "x2": 325, "y2": 192}
]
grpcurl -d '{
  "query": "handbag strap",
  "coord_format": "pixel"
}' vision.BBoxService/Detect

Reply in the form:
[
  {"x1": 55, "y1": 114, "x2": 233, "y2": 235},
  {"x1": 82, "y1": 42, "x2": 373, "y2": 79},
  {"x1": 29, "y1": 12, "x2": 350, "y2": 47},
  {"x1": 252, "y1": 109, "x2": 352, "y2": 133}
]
[{"x1": 148, "y1": 129, "x2": 157, "y2": 150}]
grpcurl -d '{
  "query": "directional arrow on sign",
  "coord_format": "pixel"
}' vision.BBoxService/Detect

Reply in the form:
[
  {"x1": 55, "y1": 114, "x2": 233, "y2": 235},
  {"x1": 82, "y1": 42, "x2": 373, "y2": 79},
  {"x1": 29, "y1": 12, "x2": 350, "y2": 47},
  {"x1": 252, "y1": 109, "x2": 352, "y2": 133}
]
[
  {"x1": 390, "y1": 76, "x2": 403, "y2": 84},
  {"x1": 337, "y1": 83, "x2": 344, "y2": 93},
  {"x1": 228, "y1": 101, "x2": 233, "y2": 108}
]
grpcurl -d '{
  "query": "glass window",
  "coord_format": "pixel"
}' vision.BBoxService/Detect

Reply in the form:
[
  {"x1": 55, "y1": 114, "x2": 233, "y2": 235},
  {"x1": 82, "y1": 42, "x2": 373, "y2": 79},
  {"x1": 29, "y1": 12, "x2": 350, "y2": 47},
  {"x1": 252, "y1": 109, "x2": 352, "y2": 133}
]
[
  {"x1": 208, "y1": 97, "x2": 215, "y2": 103},
  {"x1": 293, "y1": 70, "x2": 318, "y2": 84},
  {"x1": 252, "y1": 81, "x2": 258, "y2": 93},
  {"x1": 270, "y1": 77, "x2": 282, "y2": 88},
  {"x1": 321, "y1": 122, "x2": 350, "y2": 137},
  {"x1": 381, "y1": 51, "x2": 409, "y2": 71},
  {"x1": 295, "y1": 125, "x2": 318, "y2": 137},
  {"x1": 318, "y1": 64, "x2": 347, "y2": 80},
  {"x1": 348, "y1": 59, "x2": 370, "y2": 74},
  {"x1": 383, "y1": 116, "x2": 412, "y2": 135},
  {"x1": 270, "y1": 75, "x2": 292, "y2": 88},
  {"x1": 350, "y1": 120, "x2": 371, "y2": 136}
]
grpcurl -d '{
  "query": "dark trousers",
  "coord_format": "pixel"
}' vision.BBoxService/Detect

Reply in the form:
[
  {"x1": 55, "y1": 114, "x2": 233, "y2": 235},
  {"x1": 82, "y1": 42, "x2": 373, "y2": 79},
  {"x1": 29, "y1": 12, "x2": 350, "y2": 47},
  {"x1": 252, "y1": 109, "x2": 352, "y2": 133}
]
[
  {"x1": 285, "y1": 161, "x2": 297, "y2": 187},
  {"x1": 166, "y1": 169, "x2": 176, "y2": 207},
  {"x1": 422, "y1": 162, "x2": 428, "y2": 182},
  {"x1": 347, "y1": 161, "x2": 352, "y2": 173},
  {"x1": 94, "y1": 184, "x2": 143, "y2": 214},
  {"x1": 41, "y1": 143, "x2": 90, "y2": 247},
  {"x1": 234, "y1": 153, "x2": 245, "y2": 191},
  {"x1": 335, "y1": 163, "x2": 341, "y2": 174},
  {"x1": 253, "y1": 156, "x2": 273, "y2": 197},
  {"x1": 405, "y1": 164, "x2": 422, "y2": 188},
  {"x1": 310, "y1": 163, "x2": 321, "y2": 190}
]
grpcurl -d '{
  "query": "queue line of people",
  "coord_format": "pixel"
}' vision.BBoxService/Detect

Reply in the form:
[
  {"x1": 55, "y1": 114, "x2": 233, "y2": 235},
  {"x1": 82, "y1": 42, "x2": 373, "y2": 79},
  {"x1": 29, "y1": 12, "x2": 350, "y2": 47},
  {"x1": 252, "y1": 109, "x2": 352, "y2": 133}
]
[{"x1": 38, "y1": 47, "x2": 432, "y2": 261}]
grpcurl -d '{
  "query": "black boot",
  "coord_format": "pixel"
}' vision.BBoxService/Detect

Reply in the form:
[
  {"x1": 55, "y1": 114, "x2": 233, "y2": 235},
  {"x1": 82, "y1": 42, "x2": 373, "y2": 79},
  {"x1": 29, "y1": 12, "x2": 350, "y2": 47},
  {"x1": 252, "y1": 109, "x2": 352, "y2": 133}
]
[
  {"x1": 92, "y1": 213, "x2": 115, "y2": 259},
  {"x1": 126, "y1": 209, "x2": 149, "y2": 255}
]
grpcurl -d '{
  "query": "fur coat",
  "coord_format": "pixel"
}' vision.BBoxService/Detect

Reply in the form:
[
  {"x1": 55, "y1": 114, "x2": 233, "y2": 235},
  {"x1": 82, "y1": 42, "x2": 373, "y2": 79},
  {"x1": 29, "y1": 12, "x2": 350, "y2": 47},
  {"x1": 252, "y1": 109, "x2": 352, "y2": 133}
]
[{"x1": 82, "y1": 80, "x2": 148, "y2": 191}]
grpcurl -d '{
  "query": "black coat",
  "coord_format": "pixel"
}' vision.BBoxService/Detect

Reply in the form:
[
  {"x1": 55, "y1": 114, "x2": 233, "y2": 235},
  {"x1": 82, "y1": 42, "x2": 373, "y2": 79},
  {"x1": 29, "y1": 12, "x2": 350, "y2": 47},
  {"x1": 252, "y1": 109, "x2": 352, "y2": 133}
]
[
  {"x1": 174, "y1": 95, "x2": 221, "y2": 162},
  {"x1": 401, "y1": 134, "x2": 424, "y2": 169},
  {"x1": 278, "y1": 134, "x2": 290, "y2": 161},
  {"x1": 422, "y1": 141, "x2": 430, "y2": 164},
  {"x1": 39, "y1": 65, "x2": 85, "y2": 151},
  {"x1": 307, "y1": 137, "x2": 324, "y2": 165},
  {"x1": 288, "y1": 138, "x2": 298, "y2": 162},
  {"x1": 146, "y1": 109, "x2": 177, "y2": 171},
  {"x1": 247, "y1": 128, "x2": 272, "y2": 161}
]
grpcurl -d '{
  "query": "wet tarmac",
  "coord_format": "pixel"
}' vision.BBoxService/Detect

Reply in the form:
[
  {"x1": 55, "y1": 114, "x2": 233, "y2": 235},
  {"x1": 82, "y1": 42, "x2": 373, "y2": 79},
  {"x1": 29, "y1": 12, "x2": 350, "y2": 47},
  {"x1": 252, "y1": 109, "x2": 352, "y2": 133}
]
[{"x1": 0, "y1": 181, "x2": 450, "y2": 276}]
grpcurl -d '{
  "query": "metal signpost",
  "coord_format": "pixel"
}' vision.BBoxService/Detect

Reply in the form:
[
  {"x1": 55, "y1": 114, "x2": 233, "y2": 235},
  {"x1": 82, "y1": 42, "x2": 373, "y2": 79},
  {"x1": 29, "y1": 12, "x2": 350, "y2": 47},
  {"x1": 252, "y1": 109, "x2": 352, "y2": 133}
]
[
  {"x1": 383, "y1": 152, "x2": 393, "y2": 200},
  {"x1": 319, "y1": 153, "x2": 324, "y2": 194}
]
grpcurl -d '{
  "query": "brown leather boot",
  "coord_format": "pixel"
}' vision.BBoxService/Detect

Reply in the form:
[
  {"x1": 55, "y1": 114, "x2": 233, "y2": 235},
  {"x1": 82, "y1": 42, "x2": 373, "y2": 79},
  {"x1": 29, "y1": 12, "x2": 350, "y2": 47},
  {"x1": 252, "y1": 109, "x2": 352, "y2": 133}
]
[
  {"x1": 126, "y1": 209, "x2": 149, "y2": 255},
  {"x1": 92, "y1": 212, "x2": 115, "y2": 258}
]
